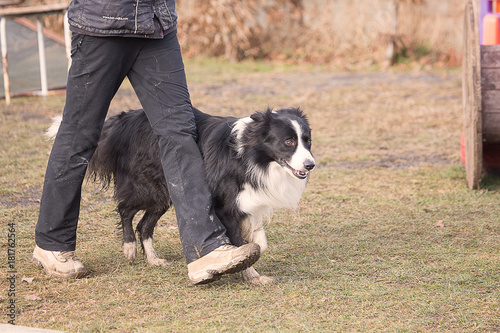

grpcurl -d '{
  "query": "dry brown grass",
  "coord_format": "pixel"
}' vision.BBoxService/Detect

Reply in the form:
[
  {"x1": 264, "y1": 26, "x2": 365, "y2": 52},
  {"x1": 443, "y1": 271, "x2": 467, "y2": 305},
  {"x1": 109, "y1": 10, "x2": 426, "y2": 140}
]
[{"x1": 1, "y1": 60, "x2": 499, "y2": 332}]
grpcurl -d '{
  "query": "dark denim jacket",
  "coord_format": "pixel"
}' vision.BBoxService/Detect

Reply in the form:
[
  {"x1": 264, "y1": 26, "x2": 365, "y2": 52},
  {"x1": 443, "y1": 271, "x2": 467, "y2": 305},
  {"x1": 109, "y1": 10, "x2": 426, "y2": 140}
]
[{"x1": 67, "y1": 0, "x2": 177, "y2": 37}]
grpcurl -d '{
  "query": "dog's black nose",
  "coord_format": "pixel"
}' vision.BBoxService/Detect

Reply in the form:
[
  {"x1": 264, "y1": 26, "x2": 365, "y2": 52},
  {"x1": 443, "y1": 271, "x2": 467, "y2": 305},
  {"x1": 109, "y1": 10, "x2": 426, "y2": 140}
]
[{"x1": 304, "y1": 160, "x2": 315, "y2": 171}]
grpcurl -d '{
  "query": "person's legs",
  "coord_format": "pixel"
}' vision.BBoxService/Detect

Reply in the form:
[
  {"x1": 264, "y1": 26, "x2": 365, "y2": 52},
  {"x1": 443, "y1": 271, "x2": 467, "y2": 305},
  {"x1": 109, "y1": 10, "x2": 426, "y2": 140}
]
[
  {"x1": 34, "y1": 35, "x2": 140, "y2": 277},
  {"x1": 127, "y1": 30, "x2": 230, "y2": 263},
  {"x1": 34, "y1": 30, "x2": 260, "y2": 283},
  {"x1": 128, "y1": 30, "x2": 260, "y2": 283}
]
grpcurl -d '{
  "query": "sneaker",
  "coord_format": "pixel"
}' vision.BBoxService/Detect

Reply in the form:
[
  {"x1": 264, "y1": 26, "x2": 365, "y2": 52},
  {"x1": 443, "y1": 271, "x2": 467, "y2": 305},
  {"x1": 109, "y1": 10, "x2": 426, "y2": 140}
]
[
  {"x1": 33, "y1": 245, "x2": 88, "y2": 279},
  {"x1": 187, "y1": 243, "x2": 260, "y2": 285}
]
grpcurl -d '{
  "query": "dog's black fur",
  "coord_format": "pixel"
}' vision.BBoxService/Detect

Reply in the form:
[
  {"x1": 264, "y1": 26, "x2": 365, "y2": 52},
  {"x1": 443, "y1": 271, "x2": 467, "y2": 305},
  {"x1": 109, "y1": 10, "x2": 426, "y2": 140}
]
[{"x1": 86, "y1": 107, "x2": 314, "y2": 283}]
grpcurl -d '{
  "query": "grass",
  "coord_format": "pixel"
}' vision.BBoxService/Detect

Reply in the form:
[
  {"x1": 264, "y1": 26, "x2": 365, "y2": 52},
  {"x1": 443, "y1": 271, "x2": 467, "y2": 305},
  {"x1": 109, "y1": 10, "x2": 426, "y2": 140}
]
[{"x1": 1, "y1": 60, "x2": 500, "y2": 332}]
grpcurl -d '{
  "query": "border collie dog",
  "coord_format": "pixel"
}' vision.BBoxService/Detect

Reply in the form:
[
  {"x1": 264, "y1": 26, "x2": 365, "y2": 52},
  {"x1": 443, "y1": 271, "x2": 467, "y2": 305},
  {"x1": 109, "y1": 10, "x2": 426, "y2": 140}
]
[{"x1": 54, "y1": 107, "x2": 314, "y2": 284}]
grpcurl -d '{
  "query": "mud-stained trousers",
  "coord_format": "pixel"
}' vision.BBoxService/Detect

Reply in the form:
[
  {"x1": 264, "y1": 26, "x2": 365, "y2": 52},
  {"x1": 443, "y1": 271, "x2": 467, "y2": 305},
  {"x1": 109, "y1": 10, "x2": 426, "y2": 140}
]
[{"x1": 35, "y1": 29, "x2": 230, "y2": 264}]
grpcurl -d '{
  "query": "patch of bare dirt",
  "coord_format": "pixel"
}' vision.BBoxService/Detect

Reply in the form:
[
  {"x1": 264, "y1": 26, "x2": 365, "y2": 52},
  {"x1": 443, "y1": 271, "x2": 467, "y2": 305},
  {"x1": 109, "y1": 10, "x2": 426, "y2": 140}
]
[{"x1": 1, "y1": 68, "x2": 462, "y2": 209}]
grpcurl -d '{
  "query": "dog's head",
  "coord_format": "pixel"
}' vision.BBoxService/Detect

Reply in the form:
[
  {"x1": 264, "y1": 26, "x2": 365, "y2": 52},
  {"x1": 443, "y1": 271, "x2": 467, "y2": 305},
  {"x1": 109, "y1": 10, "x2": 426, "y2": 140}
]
[{"x1": 235, "y1": 108, "x2": 315, "y2": 180}]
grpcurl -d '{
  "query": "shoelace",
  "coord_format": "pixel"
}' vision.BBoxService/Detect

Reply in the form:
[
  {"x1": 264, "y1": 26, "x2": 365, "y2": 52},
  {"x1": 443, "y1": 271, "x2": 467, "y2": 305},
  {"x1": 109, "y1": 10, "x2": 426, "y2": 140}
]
[
  {"x1": 57, "y1": 251, "x2": 80, "y2": 262},
  {"x1": 216, "y1": 245, "x2": 236, "y2": 251}
]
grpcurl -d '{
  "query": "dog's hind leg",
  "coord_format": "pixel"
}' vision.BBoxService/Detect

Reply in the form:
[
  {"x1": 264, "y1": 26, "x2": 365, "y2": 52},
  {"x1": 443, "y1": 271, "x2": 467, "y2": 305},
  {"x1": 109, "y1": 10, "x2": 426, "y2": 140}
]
[
  {"x1": 136, "y1": 210, "x2": 170, "y2": 267},
  {"x1": 118, "y1": 204, "x2": 139, "y2": 263}
]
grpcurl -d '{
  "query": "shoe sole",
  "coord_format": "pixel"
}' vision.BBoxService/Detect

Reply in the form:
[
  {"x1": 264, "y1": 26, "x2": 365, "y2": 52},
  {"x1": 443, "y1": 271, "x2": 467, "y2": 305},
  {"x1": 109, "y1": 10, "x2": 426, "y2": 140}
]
[
  {"x1": 191, "y1": 244, "x2": 261, "y2": 285},
  {"x1": 32, "y1": 255, "x2": 88, "y2": 279}
]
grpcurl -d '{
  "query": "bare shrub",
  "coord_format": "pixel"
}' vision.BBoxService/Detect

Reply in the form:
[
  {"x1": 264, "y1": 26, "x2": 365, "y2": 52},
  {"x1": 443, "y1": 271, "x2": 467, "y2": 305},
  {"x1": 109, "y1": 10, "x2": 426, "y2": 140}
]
[
  {"x1": 177, "y1": 0, "x2": 304, "y2": 62},
  {"x1": 177, "y1": 0, "x2": 463, "y2": 66},
  {"x1": 18, "y1": 0, "x2": 464, "y2": 66}
]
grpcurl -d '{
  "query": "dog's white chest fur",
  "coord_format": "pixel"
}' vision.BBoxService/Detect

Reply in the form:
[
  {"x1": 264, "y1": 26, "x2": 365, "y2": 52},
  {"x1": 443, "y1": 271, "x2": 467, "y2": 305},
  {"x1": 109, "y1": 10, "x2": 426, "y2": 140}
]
[
  {"x1": 236, "y1": 162, "x2": 307, "y2": 248},
  {"x1": 237, "y1": 161, "x2": 307, "y2": 214}
]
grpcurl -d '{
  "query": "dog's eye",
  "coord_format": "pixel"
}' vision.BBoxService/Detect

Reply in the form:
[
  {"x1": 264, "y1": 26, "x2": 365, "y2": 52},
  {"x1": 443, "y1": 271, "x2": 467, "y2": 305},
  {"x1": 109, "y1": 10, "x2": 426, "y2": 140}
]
[
  {"x1": 306, "y1": 139, "x2": 312, "y2": 146},
  {"x1": 285, "y1": 139, "x2": 295, "y2": 146}
]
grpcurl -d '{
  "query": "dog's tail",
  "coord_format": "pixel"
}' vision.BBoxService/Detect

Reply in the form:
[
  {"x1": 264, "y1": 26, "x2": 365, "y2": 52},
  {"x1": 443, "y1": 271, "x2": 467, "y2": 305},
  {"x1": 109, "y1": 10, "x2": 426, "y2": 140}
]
[
  {"x1": 86, "y1": 112, "x2": 128, "y2": 189},
  {"x1": 44, "y1": 112, "x2": 122, "y2": 189},
  {"x1": 45, "y1": 115, "x2": 63, "y2": 141}
]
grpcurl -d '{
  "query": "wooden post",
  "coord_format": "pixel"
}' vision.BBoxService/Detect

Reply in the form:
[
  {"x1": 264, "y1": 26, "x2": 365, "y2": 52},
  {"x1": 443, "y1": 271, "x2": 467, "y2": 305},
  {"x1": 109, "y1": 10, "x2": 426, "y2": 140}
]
[
  {"x1": 386, "y1": 0, "x2": 399, "y2": 64},
  {"x1": 63, "y1": 10, "x2": 71, "y2": 71},
  {"x1": 462, "y1": 0, "x2": 483, "y2": 189},
  {"x1": 36, "y1": 18, "x2": 48, "y2": 97},
  {"x1": 1, "y1": 17, "x2": 11, "y2": 105}
]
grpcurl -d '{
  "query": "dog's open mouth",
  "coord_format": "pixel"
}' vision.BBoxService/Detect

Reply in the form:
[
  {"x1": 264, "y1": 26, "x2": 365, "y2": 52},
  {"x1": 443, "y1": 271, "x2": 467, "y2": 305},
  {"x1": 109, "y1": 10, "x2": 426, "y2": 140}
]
[{"x1": 281, "y1": 161, "x2": 309, "y2": 179}]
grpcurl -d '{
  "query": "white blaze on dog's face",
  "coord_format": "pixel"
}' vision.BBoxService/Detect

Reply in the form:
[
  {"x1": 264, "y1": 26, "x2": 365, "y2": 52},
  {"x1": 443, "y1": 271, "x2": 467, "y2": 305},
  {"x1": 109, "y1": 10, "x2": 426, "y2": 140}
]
[
  {"x1": 268, "y1": 110, "x2": 315, "y2": 180},
  {"x1": 233, "y1": 108, "x2": 315, "y2": 180},
  {"x1": 286, "y1": 119, "x2": 315, "y2": 179}
]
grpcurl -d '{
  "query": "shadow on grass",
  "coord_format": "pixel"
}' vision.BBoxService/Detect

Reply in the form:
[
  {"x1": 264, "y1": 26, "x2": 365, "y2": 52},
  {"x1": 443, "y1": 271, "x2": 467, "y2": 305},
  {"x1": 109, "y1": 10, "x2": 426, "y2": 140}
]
[{"x1": 481, "y1": 172, "x2": 500, "y2": 191}]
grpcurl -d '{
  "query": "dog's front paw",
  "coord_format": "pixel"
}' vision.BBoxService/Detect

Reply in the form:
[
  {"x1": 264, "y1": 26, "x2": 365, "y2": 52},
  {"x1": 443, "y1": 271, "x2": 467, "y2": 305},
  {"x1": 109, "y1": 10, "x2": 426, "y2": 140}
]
[
  {"x1": 122, "y1": 241, "x2": 137, "y2": 263},
  {"x1": 146, "y1": 257, "x2": 171, "y2": 267},
  {"x1": 247, "y1": 275, "x2": 275, "y2": 285},
  {"x1": 241, "y1": 266, "x2": 275, "y2": 285}
]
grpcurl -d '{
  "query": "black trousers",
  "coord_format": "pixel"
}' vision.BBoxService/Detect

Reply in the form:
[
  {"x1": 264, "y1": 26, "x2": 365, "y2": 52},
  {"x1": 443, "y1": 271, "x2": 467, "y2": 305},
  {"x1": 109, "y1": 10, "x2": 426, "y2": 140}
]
[{"x1": 35, "y1": 29, "x2": 230, "y2": 264}]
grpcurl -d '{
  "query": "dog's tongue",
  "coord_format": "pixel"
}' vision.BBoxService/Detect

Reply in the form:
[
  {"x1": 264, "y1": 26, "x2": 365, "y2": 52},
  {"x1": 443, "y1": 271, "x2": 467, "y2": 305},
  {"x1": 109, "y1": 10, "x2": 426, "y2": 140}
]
[{"x1": 293, "y1": 169, "x2": 308, "y2": 179}]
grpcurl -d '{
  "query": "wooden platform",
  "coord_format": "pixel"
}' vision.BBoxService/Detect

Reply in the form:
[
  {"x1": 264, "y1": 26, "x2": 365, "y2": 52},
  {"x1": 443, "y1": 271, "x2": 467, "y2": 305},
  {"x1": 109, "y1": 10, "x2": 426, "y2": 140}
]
[
  {"x1": 0, "y1": 3, "x2": 68, "y2": 17},
  {"x1": 481, "y1": 44, "x2": 500, "y2": 143},
  {"x1": 0, "y1": 3, "x2": 69, "y2": 104},
  {"x1": 462, "y1": 0, "x2": 500, "y2": 189},
  {"x1": 0, "y1": 324, "x2": 67, "y2": 333}
]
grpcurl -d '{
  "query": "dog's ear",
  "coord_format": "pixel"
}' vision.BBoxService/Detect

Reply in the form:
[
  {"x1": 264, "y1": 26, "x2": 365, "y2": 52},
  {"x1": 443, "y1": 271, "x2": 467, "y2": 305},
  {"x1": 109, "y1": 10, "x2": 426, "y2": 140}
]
[{"x1": 250, "y1": 108, "x2": 274, "y2": 123}]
